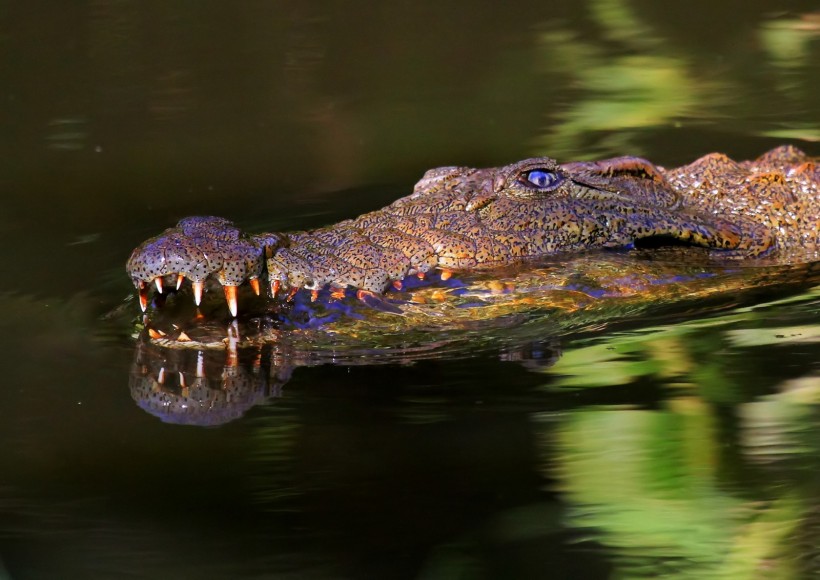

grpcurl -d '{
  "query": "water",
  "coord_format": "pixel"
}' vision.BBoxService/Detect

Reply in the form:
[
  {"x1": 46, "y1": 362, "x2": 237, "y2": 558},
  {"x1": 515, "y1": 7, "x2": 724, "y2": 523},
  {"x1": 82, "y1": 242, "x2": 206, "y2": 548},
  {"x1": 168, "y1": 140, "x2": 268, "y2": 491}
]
[{"x1": 1, "y1": 1, "x2": 820, "y2": 578}]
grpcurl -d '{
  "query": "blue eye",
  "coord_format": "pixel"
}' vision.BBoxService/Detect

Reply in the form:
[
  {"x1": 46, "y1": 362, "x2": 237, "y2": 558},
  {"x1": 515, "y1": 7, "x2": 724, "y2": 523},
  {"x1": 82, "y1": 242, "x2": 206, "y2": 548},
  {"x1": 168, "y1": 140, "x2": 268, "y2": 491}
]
[{"x1": 525, "y1": 169, "x2": 562, "y2": 189}]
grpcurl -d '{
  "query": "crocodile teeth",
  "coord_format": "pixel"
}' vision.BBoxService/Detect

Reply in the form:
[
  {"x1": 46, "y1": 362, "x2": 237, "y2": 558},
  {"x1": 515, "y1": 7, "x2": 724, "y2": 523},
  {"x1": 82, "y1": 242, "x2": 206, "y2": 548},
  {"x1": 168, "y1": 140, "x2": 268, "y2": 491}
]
[
  {"x1": 392, "y1": 280, "x2": 403, "y2": 291},
  {"x1": 148, "y1": 328, "x2": 166, "y2": 340},
  {"x1": 224, "y1": 285, "x2": 238, "y2": 317},
  {"x1": 138, "y1": 281, "x2": 149, "y2": 312},
  {"x1": 440, "y1": 270, "x2": 453, "y2": 281},
  {"x1": 270, "y1": 279, "x2": 281, "y2": 297},
  {"x1": 357, "y1": 289, "x2": 377, "y2": 301},
  {"x1": 249, "y1": 278, "x2": 261, "y2": 296},
  {"x1": 176, "y1": 274, "x2": 185, "y2": 290},
  {"x1": 155, "y1": 277, "x2": 164, "y2": 293},
  {"x1": 192, "y1": 281, "x2": 203, "y2": 306}
]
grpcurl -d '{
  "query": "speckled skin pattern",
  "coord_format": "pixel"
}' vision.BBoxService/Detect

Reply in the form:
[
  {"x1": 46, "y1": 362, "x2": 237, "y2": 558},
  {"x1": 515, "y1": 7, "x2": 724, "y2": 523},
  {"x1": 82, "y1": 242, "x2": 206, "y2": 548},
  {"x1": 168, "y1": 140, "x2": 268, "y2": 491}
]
[{"x1": 127, "y1": 146, "x2": 819, "y2": 305}]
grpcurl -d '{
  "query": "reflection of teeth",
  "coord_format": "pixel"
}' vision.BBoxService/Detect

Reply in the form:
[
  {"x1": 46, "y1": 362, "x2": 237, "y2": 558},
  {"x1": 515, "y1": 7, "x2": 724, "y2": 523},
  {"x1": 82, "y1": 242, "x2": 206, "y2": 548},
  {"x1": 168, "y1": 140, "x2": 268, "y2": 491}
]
[
  {"x1": 224, "y1": 285, "x2": 238, "y2": 317},
  {"x1": 176, "y1": 274, "x2": 185, "y2": 290},
  {"x1": 249, "y1": 278, "x2": 260, "y2": 295},
  {"x1": 226, "y1": 321, "x2": 239, "y2": 367},
  {"x1": 192, "y1": 281, "x2": 203, "y2": 306},
  {"x1": 148, "y1": 328, "x2": 165, "y2": 340},
  {"x1": 155, "y1": 277, "x2": 164, "y2": 293}
]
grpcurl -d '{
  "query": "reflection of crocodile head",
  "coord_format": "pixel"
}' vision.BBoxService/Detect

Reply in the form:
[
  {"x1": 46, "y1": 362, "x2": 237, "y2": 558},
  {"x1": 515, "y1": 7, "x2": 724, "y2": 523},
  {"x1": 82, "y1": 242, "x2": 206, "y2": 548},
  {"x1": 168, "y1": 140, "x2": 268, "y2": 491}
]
[
  {"x1": 129, "y1": 342, "x2": 292, "y2": 426},
  {"x1": 127, "y1": 327, "x2": 568, "y2": 426}
]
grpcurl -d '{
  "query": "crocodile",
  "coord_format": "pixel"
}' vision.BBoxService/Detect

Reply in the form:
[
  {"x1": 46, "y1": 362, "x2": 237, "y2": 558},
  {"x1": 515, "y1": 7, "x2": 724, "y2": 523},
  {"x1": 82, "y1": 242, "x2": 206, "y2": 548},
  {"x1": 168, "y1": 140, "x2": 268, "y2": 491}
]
[
  {"x1": 128, "y1": 145, "x2": 819, "y2": 318},
  {"x1": 125, "y1": 145, "x2": 820, "y2": 426}
]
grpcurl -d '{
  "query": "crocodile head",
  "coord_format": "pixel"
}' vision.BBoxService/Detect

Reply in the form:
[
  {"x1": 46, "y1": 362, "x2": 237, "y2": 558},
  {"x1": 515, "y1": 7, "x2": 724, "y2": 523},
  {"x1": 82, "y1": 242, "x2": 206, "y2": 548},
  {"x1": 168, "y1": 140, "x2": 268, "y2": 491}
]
[{"x1": 128, "y1": 154, "x2": 762, "y2": 317}]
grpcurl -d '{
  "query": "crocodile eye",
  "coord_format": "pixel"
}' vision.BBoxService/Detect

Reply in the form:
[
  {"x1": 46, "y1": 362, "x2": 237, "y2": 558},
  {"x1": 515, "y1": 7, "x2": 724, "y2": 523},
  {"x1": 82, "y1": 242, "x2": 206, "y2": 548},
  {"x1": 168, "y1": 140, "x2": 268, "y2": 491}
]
[{"x1": 524, "y1": 169, "x2": 563, "y2": 190}]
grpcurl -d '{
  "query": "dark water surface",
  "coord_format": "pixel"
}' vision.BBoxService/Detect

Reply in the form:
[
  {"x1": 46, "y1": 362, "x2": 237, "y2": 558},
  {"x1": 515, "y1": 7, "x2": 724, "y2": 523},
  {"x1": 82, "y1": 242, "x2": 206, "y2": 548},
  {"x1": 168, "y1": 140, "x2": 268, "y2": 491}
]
[{"x1": 2, "y1": 1, "x2": 820, "y2": 578}]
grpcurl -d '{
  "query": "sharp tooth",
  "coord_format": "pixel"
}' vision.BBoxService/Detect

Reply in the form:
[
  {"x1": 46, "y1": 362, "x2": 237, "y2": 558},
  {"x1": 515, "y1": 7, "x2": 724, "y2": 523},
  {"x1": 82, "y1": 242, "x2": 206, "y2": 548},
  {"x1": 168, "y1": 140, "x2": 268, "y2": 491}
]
[
  {"x1": 357, "y1": 289, "x2": 377, "y2": 301},
  {"x1": 177, "y1": 331, "x2": 191, "y2": 342},
  {"x1": 249, "y1": 278, "x2": 260, "y2": 295},
  {"x1": 270, "y1": 279, "x2": 281, "y2": 297},
  {"x1": 138, "y1": 281, "x2": 149, "y2": 312},
  {"x1": 417, "y1": 272, "x2": 426, "y2": 280},
  {"x1": 178, "y1": 372, "x2": 186, "y2": 388},
  {"x1": 176, "y1": 274, "x2": 185, "y2": 290},
  {"x1": 192, "y1": 281, "x2": 203, "y2": 305},
  {"x1": 148, "y1": 328, "x2": 166, "y2": 339},
  {"x1": 392, "y1": 280, "x2": 403, "y2": 291},
  {"x1": 440, "y1": 270, "x2": 453, "y2": 281},
  {"x1": 196, "y1": 351, "x2": 205, "y2": 377},
  {"x1": 311, "y1": 289, "x2": 319, "y2": 302},
  {"x1": 224, "y1": 285, "x2": 238, "y2": 317},
  {"x1": 155, "y1": 277, "x2": 164, "y2": 293},
  {"x1": 157, "y1": 367, "x2": 166, "y2": 384}
]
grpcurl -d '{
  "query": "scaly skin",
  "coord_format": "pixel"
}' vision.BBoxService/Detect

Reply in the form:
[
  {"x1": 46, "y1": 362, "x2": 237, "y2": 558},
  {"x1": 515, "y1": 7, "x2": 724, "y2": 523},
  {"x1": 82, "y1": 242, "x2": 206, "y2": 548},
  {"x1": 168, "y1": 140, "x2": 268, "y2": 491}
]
[{"x1": 127, "y1": 145, "x2": 819, "y2": 317}]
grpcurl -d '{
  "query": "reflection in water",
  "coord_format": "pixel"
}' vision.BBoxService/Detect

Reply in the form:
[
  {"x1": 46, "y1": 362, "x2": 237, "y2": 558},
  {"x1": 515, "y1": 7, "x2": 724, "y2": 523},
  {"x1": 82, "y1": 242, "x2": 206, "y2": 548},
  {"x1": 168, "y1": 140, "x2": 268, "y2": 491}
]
[
  {"x1": 129, "y1": 342, "x2": 290, "y2": 426},
  {"x1": 129, "y1": 268, "x2": 820, "y2": 429},
  {"x1": 128, "y1": 334, "x2": 564, "y2": 426},
  {"x1": 525, "y1": 286, "x2": 820, "y2": 578},
  {"x1": 127, "y1": 280, "x2": 820, "y2": 576},
  {"x1": 543, "y1": 404, "x2": 808, "y2": 577},
  {"x1": 739, "y1": 374, "x2": 820, "y2": 465}
]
